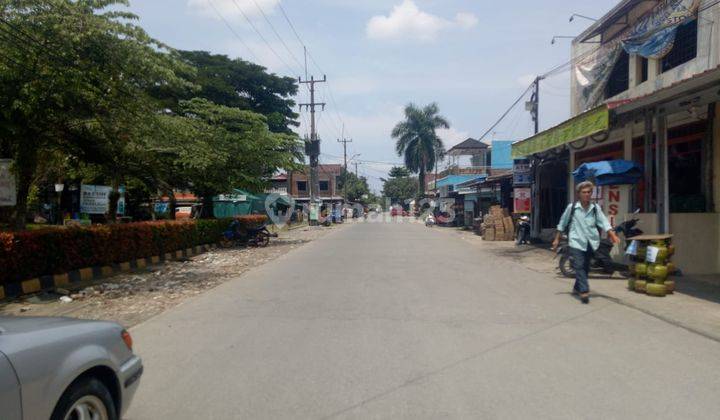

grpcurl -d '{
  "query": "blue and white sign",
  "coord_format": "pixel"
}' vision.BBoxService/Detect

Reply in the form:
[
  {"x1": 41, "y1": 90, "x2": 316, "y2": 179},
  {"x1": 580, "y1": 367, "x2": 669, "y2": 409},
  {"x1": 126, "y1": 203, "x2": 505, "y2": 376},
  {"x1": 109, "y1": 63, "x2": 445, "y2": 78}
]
[{"x1": 513, "y1": 159, "x2": 532, "y2": 186}]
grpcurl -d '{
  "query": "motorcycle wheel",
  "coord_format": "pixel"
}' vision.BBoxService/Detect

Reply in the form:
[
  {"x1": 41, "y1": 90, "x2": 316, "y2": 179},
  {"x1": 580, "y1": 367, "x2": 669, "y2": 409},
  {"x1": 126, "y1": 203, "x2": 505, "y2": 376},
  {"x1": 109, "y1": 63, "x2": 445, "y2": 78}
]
[
  {"x1": 219, "y1": 237, "x2": 234, "y2": 248},
  {"x1": 257, "y1": 232, "x2": 270, "y2": 247},
  {"x1": 559, "y1": 254, "x2": 576, "y2": 278}
]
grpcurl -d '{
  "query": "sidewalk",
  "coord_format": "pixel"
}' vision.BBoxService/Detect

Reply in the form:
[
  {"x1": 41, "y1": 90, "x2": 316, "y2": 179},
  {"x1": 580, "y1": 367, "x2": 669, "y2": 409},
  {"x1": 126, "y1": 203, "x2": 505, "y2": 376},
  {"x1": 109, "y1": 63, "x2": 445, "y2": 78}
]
[{"x1": 433, "y1": 226, "x2": 720, "y2": 342}]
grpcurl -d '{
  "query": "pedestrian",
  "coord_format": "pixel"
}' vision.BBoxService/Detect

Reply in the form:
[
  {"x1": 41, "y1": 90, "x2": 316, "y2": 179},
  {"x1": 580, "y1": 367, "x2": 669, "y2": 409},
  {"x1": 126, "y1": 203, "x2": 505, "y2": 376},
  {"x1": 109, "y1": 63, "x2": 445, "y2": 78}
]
[{"x1": 552, "y1": 181, "x2": 620, "y2": 304}]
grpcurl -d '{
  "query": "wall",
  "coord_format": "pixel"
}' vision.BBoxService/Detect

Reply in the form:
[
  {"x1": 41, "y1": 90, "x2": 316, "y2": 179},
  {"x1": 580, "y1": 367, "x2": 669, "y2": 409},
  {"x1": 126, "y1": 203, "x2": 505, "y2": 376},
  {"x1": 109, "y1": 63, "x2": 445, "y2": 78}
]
[{"x1": 628, "y1": 212, "x2": 720, "y2": 274}]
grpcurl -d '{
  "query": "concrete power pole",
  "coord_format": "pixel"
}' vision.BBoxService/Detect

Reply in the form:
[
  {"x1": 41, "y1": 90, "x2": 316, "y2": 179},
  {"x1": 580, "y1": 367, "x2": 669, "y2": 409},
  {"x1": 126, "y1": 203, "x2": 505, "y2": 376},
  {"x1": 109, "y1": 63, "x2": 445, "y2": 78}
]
[
  {"x1": 299, "y1": 75, "x2": 327, "y2": 203},
  {"x1": 527, "y1": 76, "x2": 542, "y2": 135},
  {"x1": 337, "y1": 137, "x2": 352, "y2": 199}
]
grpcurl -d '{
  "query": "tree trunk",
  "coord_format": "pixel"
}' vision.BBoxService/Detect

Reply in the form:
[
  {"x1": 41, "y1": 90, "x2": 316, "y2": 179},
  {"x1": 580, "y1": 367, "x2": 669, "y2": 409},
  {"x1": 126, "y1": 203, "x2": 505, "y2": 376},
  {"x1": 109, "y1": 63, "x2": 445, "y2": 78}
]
[
  {"x1": 200, "y1": 193, "x2": 215, "y2": 219},
  {"x1": 168, "y1": 190, "x2": 177, "y2": 220},
  {"x1": 107, "y1": 178, "x2": 120, "y2": 223},
  {"x1": 12, "y1": 145, "x2": 38, "y2": 231},
  {"x1": 418, "y1": 168, "x2": 426, "y2": 200}
]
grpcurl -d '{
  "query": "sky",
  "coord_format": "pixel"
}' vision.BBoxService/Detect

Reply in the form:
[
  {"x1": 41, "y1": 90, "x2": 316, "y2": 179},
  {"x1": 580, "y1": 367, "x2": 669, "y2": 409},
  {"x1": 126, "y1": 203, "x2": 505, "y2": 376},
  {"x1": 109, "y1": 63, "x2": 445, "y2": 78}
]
[{"x1": 127, "y1": 0, "x2": 619, "y2": 192}]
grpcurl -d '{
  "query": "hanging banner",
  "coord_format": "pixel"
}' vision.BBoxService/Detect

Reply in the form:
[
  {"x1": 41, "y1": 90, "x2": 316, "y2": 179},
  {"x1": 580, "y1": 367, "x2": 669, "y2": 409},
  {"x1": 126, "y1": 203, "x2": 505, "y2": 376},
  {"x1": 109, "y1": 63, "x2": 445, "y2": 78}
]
[
  {"x1": 514, "y1": 188, "x2": 532, "y2": 214},
  {"x1": 0, "y1": 159, "x2": 16, "y2": 206},
  {"x1": 622, "y1": 0, "x2": 700, "y2": 59}
]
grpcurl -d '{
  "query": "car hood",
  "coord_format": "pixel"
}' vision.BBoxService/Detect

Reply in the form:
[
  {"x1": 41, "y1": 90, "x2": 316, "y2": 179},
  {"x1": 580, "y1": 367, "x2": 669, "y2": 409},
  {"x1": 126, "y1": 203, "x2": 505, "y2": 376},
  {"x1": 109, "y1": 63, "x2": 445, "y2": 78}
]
[{"x1": 0, "y1": 316, "x2": 106, "y2": 335}]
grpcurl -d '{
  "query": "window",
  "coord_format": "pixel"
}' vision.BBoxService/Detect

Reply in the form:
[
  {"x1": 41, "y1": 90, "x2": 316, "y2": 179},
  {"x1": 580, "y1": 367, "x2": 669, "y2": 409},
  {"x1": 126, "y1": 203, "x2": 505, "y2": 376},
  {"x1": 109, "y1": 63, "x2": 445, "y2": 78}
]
[
  {"x1": 319, "y1": 181, "x2": 329, "y2": 191},
  {"x1": 662, "y1": 19, "x2": 697, "y2": 72},
  {"x1": 296, "y1": 181, "x2": 307, "y2": 192},
  {"x1": 640, "y1": 56, "x2": 648, "y2": 83},
  {"x1": 606, "y1": 50, "x2": 629, "y2": 98}
]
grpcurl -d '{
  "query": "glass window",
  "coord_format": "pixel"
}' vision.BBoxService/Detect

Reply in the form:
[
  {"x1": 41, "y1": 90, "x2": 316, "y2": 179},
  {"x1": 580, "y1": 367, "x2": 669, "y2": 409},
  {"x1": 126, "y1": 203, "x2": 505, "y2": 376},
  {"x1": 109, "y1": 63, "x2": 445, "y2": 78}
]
[
  {"x1": 662, "y1": 19, "x2": 697, "y2": 72},
  {"x1": 319, "y1": 181, "x2": 329, "y2": 191},
  {"x1": 296, "y1": 181, "x2": 307, "y2": 191}
]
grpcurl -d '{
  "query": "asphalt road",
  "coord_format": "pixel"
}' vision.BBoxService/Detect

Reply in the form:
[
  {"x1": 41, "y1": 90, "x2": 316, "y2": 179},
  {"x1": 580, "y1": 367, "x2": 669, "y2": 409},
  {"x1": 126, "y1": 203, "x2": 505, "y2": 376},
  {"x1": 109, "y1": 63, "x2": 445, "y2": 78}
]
[{"x1": 126, "y1": 219, "x2": 720, "y2": 419}]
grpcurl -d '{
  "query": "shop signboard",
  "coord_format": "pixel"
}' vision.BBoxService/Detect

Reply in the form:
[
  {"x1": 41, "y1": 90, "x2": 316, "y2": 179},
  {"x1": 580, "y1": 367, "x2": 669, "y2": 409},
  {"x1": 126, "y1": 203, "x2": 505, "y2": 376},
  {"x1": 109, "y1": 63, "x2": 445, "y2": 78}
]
[
  {"x1": 511, "y1": 105, "x2": 609, "y2": 158},
  {"x1": 512, "y1": 159, "x2": 531, "y2": 186},
  {"x1": 514, "y1": 188, "x2": 531, "y2": 214},
  {"x1": 80, "y1": 184, "x2": 112, "y2": 214},
  {"x1": 0, "y1": 159, "x2": 16, "y2": 206}
]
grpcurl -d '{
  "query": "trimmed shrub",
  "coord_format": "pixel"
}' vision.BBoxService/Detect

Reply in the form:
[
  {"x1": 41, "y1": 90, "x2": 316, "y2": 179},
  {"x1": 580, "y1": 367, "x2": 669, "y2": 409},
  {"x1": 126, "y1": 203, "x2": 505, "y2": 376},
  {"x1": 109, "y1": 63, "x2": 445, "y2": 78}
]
[{"x1": 0, "y1": 215, "x2": 267, "y2": 285}]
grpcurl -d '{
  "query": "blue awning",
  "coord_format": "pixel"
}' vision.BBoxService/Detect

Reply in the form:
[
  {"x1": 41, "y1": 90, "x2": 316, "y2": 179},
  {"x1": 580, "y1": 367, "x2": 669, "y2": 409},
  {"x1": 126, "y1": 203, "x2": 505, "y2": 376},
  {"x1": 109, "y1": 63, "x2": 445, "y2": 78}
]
[{"x1": 573, "y1": 160, "x2": 642, "y2": 186}]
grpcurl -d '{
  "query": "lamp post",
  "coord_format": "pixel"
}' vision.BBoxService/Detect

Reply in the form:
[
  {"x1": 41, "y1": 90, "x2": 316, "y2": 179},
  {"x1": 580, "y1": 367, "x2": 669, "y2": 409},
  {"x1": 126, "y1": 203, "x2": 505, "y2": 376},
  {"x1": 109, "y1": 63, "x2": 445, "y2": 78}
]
[{"x1": 54, "y1": 183, "x2": 65, "y2": 225}]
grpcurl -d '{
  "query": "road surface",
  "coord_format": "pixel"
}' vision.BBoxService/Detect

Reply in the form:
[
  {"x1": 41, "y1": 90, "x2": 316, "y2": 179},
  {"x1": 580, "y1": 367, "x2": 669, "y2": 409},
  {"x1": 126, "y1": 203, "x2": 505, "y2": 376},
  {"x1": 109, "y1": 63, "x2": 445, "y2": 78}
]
[{"x1": 127, "y1": 219, "x2": 720, "y2": 419}]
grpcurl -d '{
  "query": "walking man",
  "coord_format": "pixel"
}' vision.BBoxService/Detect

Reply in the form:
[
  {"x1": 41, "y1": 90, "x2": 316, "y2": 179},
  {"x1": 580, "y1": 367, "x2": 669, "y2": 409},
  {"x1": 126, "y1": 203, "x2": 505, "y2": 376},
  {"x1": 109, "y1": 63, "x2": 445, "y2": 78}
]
[{"x1": 552, "y1": 181, "x2": 620, "y2": 304}]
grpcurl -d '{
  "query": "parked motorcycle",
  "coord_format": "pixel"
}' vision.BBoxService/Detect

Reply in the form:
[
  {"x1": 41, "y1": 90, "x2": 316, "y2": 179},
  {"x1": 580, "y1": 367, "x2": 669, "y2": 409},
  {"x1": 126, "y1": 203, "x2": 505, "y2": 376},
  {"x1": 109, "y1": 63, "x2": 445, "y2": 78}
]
[
  {"x1": 425, "y1": 213, "x2": 436, "y2": 227},
  {"x1": 219, "y1": 220, "x2": 277, "y2": 248},
  {"x1": 557, "y1": 215, "x2": 642, "y2": 278},
  {"x1": 516, "y1": 216, "x2": 531, "y2": 245}
]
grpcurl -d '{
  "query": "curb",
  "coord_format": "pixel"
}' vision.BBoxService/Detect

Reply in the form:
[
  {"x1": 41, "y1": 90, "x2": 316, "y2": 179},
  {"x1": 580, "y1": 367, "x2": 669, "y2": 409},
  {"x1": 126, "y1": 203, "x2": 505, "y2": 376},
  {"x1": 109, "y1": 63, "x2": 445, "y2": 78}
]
[{"x1": 1, "y1": 244, "x2": 217, "y2": 300}]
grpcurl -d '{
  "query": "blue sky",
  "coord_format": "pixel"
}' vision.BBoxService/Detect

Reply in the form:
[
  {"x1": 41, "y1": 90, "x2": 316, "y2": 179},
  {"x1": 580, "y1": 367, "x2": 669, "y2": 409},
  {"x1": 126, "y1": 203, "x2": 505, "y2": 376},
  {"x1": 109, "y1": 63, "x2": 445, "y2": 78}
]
[{"x1": 127, "y1": 0, "x2": 618, "y2": 192}]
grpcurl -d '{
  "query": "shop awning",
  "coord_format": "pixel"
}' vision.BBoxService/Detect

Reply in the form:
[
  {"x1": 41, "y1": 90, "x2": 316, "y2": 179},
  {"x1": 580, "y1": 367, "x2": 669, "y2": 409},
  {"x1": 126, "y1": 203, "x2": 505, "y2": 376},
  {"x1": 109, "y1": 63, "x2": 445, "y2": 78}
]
[{"x1": 511, "y1": 105, "x2": 610, "y2": 159}]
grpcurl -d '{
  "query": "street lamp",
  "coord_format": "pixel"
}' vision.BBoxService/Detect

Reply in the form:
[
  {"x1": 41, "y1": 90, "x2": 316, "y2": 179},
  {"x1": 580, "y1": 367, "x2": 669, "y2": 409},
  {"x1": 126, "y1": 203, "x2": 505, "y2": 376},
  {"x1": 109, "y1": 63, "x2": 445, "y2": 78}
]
[{"x1": 54, "y1": 183, "x2": 64, "y2": 225}]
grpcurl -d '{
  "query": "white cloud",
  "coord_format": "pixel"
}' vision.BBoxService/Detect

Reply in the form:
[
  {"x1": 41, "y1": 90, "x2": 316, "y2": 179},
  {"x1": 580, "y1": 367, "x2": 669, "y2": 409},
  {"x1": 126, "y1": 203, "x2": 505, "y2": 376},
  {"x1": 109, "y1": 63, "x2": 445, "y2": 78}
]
[
  {"x1": 366, "y1": 0, "x2": 477, "y2": 42},
  {"x1": 437, "y1": 127, "x2": 470, "y2": 148},
  {"x1": 455, "y1": 12, "x2": 479, "y2": 29},
  {"x1": 187, "y1": 0, "x2": 280, "y2": 21}
]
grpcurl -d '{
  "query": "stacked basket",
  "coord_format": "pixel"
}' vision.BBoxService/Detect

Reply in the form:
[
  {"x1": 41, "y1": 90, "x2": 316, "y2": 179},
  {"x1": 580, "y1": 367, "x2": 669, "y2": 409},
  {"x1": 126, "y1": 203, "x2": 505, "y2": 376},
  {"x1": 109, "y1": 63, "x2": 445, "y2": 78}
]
[{"x1": 628, "y1": 238, "x2": 677, "y2": 297}]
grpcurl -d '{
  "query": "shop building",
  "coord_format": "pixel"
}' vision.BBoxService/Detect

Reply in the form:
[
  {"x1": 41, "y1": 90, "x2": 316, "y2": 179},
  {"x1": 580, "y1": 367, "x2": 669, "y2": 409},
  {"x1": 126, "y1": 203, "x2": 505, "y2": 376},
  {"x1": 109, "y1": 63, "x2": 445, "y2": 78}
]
[{"x1": 512, "y1": 0, "x2": 720, "y2": 274}]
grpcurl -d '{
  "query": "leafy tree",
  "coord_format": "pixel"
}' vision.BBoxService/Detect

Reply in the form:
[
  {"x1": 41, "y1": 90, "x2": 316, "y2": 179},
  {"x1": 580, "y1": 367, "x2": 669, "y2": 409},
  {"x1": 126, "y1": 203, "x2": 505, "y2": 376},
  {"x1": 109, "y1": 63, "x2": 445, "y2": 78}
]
[
  {"x1": 156, "y1": 98, "x2": 301, "y2": 218},
  {"x1": 172, "y1": 51, "x2": 299, "y2": 134},
  {"x1": 0, "y1": 0, "x2": 191, "y2": 228},
  {"x1": 338, "y1": 172, "x2": 370, "y2": 202},
  {"x1": 391, "y1": 103, "x2": 449, "y2": 199},
  {"x1": 382, "y1": 176, "x2": 418, "y2": 205},
  {"x1": 388, "y1": 166, "x2": 411, "y2": 178}
]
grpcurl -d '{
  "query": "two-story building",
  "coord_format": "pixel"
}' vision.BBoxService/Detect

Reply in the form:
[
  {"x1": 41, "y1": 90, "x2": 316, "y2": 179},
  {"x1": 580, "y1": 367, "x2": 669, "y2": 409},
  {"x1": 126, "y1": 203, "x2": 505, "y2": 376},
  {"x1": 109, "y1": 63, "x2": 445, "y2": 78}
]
[
  {"x1": 512, "y1": 0, "x2": 720, "y2": 274},
  {"x1": 273, "y1": 164, "x2": 345, "y2": 205}
]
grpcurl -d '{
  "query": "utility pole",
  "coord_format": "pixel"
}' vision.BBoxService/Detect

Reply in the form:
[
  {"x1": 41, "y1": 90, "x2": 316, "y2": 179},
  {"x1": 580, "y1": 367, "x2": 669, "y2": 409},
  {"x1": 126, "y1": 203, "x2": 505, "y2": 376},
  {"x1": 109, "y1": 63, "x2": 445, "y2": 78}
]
[
  {"x1": 299, "y1": 75, "x2": 326, "y2": 207},
  {"x1": 337, "y1": 136, "x2": 352, "y2": 200},
  {"x1": 526, "y1": 76, "x2": 543, "y2": 135},
  {"x1": 354, "y1": 161, "x2": 359, "y2": 177}
]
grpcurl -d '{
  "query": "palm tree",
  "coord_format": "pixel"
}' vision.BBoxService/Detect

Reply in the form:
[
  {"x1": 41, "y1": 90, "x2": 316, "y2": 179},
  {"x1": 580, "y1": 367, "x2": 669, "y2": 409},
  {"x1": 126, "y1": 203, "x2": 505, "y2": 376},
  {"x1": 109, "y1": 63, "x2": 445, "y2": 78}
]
[{"x1": 391, "y1": 103, "x2": 449, "y2": 198}]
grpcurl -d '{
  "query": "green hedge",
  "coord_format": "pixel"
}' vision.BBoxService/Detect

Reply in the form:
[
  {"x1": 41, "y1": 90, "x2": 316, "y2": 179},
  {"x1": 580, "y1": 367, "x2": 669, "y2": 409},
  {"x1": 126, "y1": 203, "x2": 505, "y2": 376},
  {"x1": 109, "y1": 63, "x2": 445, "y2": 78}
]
[{"x1": 0, "y1": 216, "x2": 267, "y2": 285}]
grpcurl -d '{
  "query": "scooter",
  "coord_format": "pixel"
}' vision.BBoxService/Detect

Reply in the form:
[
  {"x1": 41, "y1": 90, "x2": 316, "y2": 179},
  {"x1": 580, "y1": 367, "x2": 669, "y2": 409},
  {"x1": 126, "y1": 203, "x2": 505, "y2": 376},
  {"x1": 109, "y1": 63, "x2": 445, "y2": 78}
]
[
  {"x1": 516, "y1": 216, "x2": 531, "y2": 245},
  {"x1": 219, "y1": 220, "x2": 277, "y2": 248},
  {"x1": 425, "y1": 213, "x2": 436, "y2": 227},
  {"x1": 557, "y1": 215, "x2": 642, "y2": 278}
]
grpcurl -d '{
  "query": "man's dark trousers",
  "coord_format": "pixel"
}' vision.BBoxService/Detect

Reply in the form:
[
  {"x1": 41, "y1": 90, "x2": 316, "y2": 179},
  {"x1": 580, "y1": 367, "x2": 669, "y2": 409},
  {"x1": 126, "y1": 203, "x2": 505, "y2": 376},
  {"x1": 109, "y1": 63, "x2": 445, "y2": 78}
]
[{"x1": 570, "y1": 245, "x2": 593, "y2": 294}]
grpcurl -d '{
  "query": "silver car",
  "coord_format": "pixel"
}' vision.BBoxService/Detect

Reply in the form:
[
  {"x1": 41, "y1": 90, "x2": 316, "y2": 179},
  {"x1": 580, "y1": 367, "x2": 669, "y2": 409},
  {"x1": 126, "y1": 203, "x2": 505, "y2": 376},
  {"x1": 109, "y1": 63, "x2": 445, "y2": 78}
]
[{"x1": 0, "y1": 316, "x2": 143, "y2": 420}]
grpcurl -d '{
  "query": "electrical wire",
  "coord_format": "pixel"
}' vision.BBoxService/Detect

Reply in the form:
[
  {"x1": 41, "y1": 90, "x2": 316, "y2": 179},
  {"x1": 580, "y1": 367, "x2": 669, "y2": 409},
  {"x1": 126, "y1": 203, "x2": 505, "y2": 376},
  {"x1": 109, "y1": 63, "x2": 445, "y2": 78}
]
[
  {"x1": 251, "y1": 0, "x2": 305, "y2": 71},
  {"x1": 207, "y1": 0, "x2": 262, "y2": 63},
  {"x1": 229, "y1": 0, "x2": 301, "y2": 75}
]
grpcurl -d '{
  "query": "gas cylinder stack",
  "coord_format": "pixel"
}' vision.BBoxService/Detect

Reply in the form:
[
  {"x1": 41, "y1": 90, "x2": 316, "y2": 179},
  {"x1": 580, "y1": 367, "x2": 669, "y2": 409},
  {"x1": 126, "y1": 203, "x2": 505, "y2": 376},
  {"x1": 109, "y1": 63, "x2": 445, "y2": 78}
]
[{"x1": 627, "y1": 236, "x2": 677, "y2": 297}]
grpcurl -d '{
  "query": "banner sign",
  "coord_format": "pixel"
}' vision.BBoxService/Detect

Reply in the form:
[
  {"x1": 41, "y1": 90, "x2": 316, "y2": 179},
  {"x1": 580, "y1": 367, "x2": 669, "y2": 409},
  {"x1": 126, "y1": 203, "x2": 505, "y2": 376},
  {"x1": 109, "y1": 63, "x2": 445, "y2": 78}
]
[
  {"x1": 514, "y1": 188, "x2": 532, "y2": 214},
  {"x1": 623, "y1": 0, "x2": 700, "y2": 59},
  {"x1": 80, "y1": 184, "x2": 112, "y2": 214},
  {"x1": 0, "y1": 159, "x2": 16, "y2": 206},
  {"x1": 511, "y1": 106, "x2": 609, "y2": 158},
  {"x1": 512, "y1": 159, "x2": 532, "y2": 186}
]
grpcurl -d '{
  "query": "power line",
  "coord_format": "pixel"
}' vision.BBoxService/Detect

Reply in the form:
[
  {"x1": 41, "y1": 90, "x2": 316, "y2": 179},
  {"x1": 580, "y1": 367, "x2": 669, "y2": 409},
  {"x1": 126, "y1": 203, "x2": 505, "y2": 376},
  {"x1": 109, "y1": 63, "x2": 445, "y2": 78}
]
[
  {"x1": 276, "y1": 2, "x2": 350, "y2": 140},
  {"x1": 207, "y1": 0, "x2": 262, "y2": 63},
  {"x1": 476, "y1": 83, "x2": 535, "y2": 143},
  {"x1": 251, "y1": 0, "x2": 304, "y2": 71},
  {"x1": 229, "y1": 0, "x2": 301, "y2": 75}
]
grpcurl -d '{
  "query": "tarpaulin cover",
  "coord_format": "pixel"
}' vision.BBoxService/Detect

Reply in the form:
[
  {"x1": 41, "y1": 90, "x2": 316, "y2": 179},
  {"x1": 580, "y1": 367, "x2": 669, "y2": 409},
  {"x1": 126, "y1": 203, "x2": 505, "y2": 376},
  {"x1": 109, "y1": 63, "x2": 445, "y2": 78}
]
[
  {"x1": 574, "y1": 0, "x2": 700, "y2": 112},
  {"x1": 622, "y1": 0, "x2": 700, "y2": 59},
  {"x1": 573, "y1": 160, "x2": 643, "y2": 186}
]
